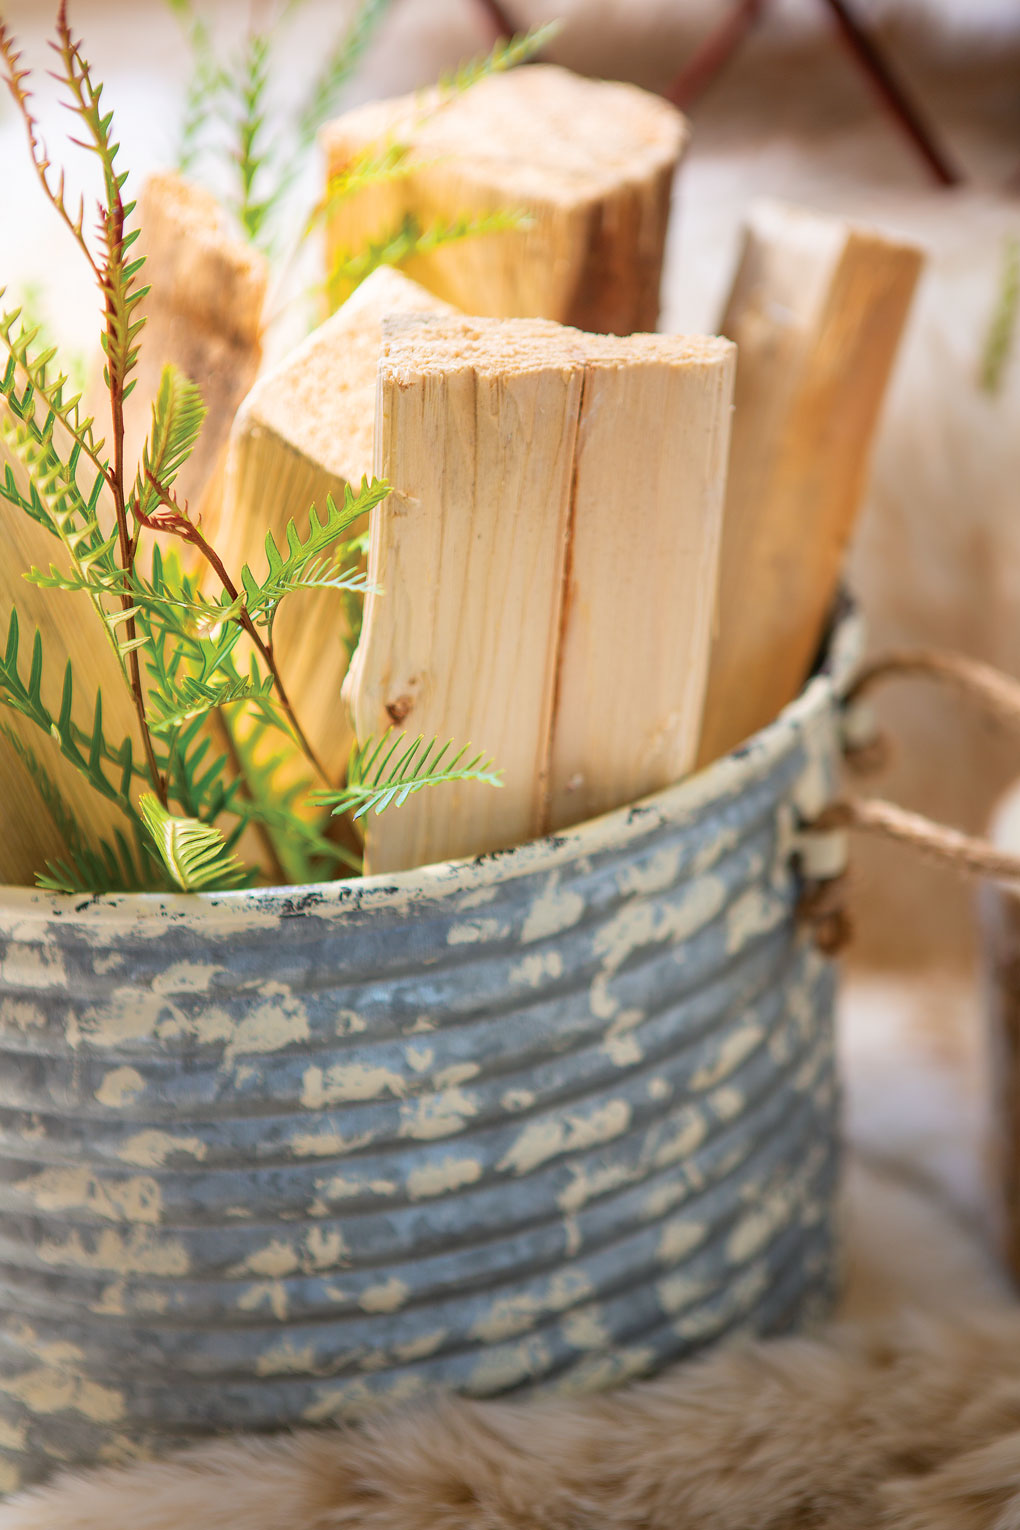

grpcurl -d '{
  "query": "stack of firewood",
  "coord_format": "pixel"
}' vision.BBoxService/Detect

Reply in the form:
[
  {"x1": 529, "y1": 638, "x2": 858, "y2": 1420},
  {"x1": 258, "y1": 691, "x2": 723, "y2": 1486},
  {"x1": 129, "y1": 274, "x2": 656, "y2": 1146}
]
[{"x1": 0, "y1": 63, "x2": 924, "y2": 885}]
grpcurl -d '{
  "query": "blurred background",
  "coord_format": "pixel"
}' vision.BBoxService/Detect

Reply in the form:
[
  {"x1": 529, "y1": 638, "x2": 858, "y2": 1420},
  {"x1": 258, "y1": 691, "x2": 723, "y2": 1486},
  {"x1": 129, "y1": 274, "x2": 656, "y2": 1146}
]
[{"x1": 2, "y1": 0, "x2": 1019, "y2": 1292}]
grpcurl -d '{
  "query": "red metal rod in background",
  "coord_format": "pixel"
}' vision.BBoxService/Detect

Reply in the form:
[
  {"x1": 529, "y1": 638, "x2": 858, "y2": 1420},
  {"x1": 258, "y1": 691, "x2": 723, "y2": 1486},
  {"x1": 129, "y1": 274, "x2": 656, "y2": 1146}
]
[
  {"x1": 473, "y1": 0, "x2": 516, "y2": 41},
  {"x1": 665, "y1": 0, "x2": 767, "y2": 111},
  {"x1": 820, "y1": 0, "x2": 963, "y2": 186},
  {"x1": 476, "y1": 0, "x2": 963, "y2": 190}
]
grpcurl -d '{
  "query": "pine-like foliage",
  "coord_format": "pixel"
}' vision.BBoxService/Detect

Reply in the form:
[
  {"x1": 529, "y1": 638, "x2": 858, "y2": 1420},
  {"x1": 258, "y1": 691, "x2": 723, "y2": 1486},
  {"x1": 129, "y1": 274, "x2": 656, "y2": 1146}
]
[
  {"x1": 0, "y1": 5, "x2": 506, "y2": 895},
  {"x1": 981, "y1": 235, "x2": 1020, "y2": 396},
  {"x1": 318, "y1": 733, "x2": 503, "y2": 821},
  {"x1": 166, "y1": 0, "x2": 551, "y2": 274}
]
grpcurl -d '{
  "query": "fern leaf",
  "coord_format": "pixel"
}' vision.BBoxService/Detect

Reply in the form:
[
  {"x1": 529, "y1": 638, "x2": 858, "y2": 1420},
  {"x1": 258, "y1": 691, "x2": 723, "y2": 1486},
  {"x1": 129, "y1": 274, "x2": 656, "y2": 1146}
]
[
  {"x1": 327, "y1": 208, "x2": 526, "y2": 307},
  {"x1": 980, "y1": 235, "x2": 1020, "y2": 396},
  {"x1": 229, "y1": 29, "x2": 275, "y2": 248},
  {"x1": 315, "y1": 731, "x2": 503, "y2": 821},
  {"x1": 165, "y1": 0, "x2": 226, "y2": 174},
  {"x1": 132, "y1": 363, "x2": 206, "y2": 519},
  {"x1": 50, "y1": 9, "x2": 149, "y2": 401},
  {"x1": 0, "y1": 717, "x2": 155, "y2": 893},
  {"x1": 0, "y1": 608, "x2": 138, "y2": 812},
  {"x1": 149, "y1": 674, "x2": 273, "y2": 733},
  {"x1": 239, "y1": 479, "x2": 390, "y2": 626},
  {"x1": 0, "y1": 299, "x2": 109, "y2": 479},
  {"x1": 297, "y1": 0, "x2": 392, "y2": 148},
  {"x1": 0, "y1": 20, "x2": 99, "y2": 272},
  {"x1": 434, "y1": 23, "x2": 558, "y2": 102},
  {"x1": 139, "y1": 792, "x2": 247, "y2": 891}
]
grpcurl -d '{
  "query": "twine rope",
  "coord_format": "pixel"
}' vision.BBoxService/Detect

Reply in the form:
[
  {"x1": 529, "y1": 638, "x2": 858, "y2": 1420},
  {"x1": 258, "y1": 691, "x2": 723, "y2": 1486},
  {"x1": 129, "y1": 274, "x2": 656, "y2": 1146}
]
[
  {"x1": 846, "y1": 647, "x2": 1020, "y2": 732},
  {"x1": 820, "y1": 647, "x2": 1020, "y2": 884}
]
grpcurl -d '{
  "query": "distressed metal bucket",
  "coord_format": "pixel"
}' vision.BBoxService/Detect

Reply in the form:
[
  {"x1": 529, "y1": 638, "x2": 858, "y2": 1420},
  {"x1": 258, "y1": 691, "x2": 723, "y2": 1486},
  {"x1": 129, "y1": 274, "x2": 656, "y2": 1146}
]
[{"x1": 0, "y1": 609, "x2": 860, "y2": 1493}]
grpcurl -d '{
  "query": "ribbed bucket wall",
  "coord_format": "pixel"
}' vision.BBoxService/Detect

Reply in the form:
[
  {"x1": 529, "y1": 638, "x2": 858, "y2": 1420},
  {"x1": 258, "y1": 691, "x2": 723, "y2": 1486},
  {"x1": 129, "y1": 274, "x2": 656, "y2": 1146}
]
[{"x1": 0, "y1": 615, "x2": 860, "y2": 1492}]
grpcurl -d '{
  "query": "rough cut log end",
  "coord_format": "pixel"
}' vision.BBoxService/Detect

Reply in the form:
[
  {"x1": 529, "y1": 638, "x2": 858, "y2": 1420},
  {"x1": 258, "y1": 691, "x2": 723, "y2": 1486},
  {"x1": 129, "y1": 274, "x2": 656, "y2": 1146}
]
[{"x1": 322, "y1": 64, "x2": 688, "y2": 335}]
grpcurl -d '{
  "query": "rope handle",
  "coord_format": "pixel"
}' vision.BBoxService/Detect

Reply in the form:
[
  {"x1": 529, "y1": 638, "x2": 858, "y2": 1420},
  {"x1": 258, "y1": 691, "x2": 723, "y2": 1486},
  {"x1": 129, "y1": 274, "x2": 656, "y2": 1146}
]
[{"x1": 797, "y1": 647, "x2": 1020, "y2": 951}]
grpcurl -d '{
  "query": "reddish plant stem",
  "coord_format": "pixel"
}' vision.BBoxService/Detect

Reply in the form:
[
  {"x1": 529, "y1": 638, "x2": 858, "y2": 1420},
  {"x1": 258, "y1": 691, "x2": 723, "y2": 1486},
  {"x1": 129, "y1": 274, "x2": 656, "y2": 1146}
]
[{"x1": 143, "y1": 476, "x2": 330, "y2": 785}]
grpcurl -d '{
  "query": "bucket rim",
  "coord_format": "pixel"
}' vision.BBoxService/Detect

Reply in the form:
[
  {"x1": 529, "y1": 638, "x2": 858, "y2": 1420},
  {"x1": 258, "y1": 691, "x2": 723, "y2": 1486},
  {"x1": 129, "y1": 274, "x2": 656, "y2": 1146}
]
[{"x1": 0, "y1": 607, "x2": 861, "y2": 928}]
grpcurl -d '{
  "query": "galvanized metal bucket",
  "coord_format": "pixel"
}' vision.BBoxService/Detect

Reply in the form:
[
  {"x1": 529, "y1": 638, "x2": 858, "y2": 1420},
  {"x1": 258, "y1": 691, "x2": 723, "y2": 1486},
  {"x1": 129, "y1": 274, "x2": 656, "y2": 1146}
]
[{"x1": 0, "y1": 610, "x2": 860, "y2": 1493}]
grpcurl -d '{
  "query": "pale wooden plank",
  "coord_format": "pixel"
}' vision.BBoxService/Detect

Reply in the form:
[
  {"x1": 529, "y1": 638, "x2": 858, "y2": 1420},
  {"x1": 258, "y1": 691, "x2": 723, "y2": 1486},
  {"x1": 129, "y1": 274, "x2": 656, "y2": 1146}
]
[
  {"x1": 697, "y1": 200, "x2": 924, "y2": 764},
  {"x1": 345, "y1": 314, "x2": 584, "y2": 873},
  {"x1": 547, "y1": 333, "x2": 735, "y2": 830}
]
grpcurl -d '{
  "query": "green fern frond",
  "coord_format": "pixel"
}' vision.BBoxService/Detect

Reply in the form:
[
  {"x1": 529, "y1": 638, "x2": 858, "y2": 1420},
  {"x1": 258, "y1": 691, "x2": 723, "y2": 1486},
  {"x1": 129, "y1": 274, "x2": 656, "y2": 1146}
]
[
  {"x1": 230, "y1": 29, "x2": 275, "y2": 247},
  {"x1": 0, "y1": 608, "x2": 137, "y2": 812},
  {"x1": 327, "y1": 208, "x2": 526, "y2": 306},
  {"x1": 149, "y1": 674, "x2": 273, "y2": 734},
  {"x1": 316, "y1": 731, "x2": 503, "y2": 821},
  {"x1": 50, "y1": 9, "x2": 149, "y2": 402},
  {"x1": 980, "y1": 234, "x2": 1020, "y2": 396},
  {"x1": 0, "y1": 718, "x2": 159, "y2": 894},
  {"x1": 138, "y1": 791, "x2": 248, "y2": 891},
  {"x1": 314, "y1": 137, "x2": 421, "y2": 237},
  {"x1": 0, "y1": 18, "x2": 98, "y2": 270},
  {"x1": 0, "y1": 372, "x2": 129, "y2": 677},
  {"x1": 165, "y1": 0, "x2": 226, "y2": 174},
  {"x1": 297, "y1": 0, "x2": 392, "y2": 148},
  {"x1": 0, "y1": 300, "x2": 104, "y2": 469},
  {"x1": 434, "y1": 22, "x2": 558, "y2": 103},
  {"x1": 132, "y1": 364, "x2": 206, "y2": 519},
  {"x1": 239, "y1": 479, "x2": 390, "y2": 629}
]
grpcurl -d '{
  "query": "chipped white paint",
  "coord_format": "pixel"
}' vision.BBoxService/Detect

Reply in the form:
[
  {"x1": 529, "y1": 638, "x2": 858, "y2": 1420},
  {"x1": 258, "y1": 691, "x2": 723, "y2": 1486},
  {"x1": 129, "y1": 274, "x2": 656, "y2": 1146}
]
[
  {"x1": 222, "y1": 988, "x2": 310, "y2": 1063},
  {"x1": 519, "y1": 875, "x2": 585, "y2": 943},
  {"x1": 94, "y1": 1067, "x2": 146, "y2": 1108},
  {"x1": 725, "y1": 886, "x2": 785, "y2": 954},
  {"x1": 407, "y1": 1155, "x2": 483, "y2": 1199},
  {"x1": 618, "y1": 846, "x2": 682, "y2": 898},
  {"x1": 18, "y1": 1166, "x2": 163, "y2": 1225},
  {"x1": 509, "y1": 949, "x2": 564, "y2": 987},
  {"x1": 300, "y1": 1060, "x2": 407, "y2": 1107},
  {"x1": 117, "y1": 1130, "x2": 208, "y2": 1167},
  {"x1": 689, "y1": 1022, "x2": 764, "y2": 1091},
  {"x1": 0, "y1": 1368, "x2": 124, "y2": 1425},
  {"x1": 658, "y1": 1219, "x2": 707, "y2": 1264},
  {"x1": 35, "y1": 1226, "x2": 191, "y2": 1277},
  {"x1": 498, "y1": 1099, "x2": 632, "y2": 1176},
  {"x1": 399, "y1": 1085, "x2": 478, "y2": 1141},
  {"x1": 602, "y1": 1032, "x2": 643, "y2": 1067},
  {"x1": 255, "y1": 1341, "x2": 318, "y2": 1377},
  {"x1": 446, "y1": 918, "x2": 507, "y2": 946},
  {"x1": 359, "y1": 1277, "x2": 410, "y2": 1314}
]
